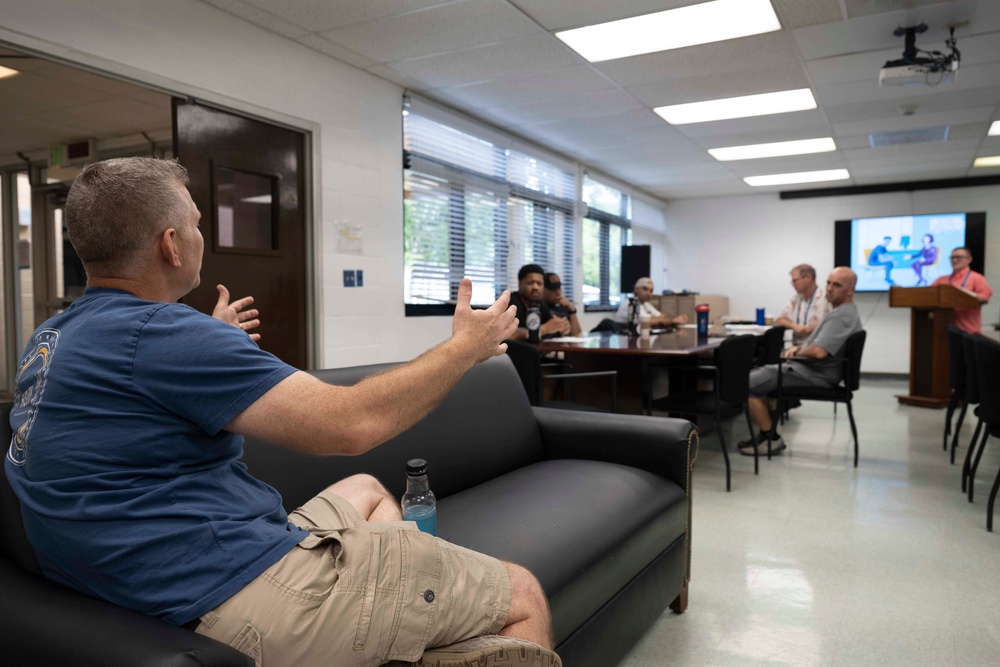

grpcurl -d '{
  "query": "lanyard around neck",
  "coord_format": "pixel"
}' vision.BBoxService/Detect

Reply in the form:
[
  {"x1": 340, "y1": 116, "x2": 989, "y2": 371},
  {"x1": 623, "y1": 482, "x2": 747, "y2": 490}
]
[
  {"x1": 797, "y1": 291, "x2": 816, "y2": 325},
  {"x1": 951, "y1": 270, "x2": 971, "y2": 288}
]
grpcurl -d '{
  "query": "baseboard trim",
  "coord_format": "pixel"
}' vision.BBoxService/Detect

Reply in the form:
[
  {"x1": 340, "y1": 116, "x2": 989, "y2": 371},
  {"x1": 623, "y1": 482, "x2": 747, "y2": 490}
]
[{"x1": 861, "y1": 372, "x2": 908, "y2": 381}]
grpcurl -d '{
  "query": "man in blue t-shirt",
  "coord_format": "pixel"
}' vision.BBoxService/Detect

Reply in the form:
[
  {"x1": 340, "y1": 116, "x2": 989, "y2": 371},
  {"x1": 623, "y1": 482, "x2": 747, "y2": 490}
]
[{"x1": 5, "y1": 158, "x2": 558, "y2": 667}]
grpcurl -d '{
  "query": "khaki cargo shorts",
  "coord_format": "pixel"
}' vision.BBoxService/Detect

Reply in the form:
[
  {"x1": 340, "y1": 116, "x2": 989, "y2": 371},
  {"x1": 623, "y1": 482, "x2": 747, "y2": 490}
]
[{"x1": 190, "y1": 489, "x2": 511, "y2": 667}]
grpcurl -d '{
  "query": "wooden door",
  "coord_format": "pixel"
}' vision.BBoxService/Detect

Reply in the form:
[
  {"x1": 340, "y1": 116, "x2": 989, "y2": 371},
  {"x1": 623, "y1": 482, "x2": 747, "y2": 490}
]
[{"x1": 173, "y1": 100, "x2": 310, "y2": 368}]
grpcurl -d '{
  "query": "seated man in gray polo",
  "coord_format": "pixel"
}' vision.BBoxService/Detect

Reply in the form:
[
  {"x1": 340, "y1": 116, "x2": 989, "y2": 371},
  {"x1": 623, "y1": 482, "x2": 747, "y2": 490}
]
[{"x1": 740, "y1": 267, "x2": 863, "y2": 456}]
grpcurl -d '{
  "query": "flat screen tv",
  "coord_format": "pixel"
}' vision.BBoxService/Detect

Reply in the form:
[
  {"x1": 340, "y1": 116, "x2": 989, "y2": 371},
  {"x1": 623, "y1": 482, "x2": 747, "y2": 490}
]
[{"x1": 834, "y1": 212, "x2": 985, "y2": 292}]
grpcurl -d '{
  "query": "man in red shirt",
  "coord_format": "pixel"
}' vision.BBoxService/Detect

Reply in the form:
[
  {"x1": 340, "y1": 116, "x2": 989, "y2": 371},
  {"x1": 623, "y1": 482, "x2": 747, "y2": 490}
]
[{"x1": 932, "y1": 247, "x2": 993, "y2": 334}]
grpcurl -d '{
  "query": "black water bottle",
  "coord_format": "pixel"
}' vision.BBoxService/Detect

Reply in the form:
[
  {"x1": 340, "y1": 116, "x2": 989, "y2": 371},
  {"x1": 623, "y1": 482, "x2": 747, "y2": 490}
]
[{"x1": 627, "y1": 297, "x2": 639, "y2": 336}]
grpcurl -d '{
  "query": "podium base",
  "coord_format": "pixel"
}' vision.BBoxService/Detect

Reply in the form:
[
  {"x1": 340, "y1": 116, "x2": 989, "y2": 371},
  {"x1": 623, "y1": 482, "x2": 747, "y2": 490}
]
[{"x1": 895, "y1": 394, "x2": 949, "y2": 409}]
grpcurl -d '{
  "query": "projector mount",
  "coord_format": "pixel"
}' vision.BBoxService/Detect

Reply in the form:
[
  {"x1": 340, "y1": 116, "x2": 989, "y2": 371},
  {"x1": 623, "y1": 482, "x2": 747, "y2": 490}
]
[{"x1": 883, "y1": 23, "x2": 961, "y2": 83}]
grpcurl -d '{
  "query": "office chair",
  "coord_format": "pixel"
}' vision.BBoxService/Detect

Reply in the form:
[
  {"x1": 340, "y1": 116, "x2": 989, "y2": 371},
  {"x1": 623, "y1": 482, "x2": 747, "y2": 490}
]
[{"x1": 504, "y1": 340, "x2": 617, "y2": 412}]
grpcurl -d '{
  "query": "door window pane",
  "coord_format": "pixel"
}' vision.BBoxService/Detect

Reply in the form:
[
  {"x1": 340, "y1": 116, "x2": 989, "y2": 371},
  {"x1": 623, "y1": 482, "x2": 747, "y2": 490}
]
[{"x1": 216, "y1": 166, "x2": 276, "y2": 250}]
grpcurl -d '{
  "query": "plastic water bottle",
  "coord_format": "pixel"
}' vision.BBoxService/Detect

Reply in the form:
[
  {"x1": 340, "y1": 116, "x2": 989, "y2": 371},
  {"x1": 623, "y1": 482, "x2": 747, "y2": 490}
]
[
  {"x1": 526, "y1": 304, "x2": 541, "y2": 343},
  {"x1": 696, "y1": 303, "x2": 710, "y2": 337},
  {"x1": 402, "y1": 459, "x2": 437, "y2": 536}
]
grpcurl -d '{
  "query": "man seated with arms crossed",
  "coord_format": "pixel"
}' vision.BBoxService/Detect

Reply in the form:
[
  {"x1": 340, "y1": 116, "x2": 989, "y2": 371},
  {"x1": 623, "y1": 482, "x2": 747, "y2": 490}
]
[
  {"x1": 6, "y1": 158, "x2": 558, "y2": 667},
  {"x1": 740, "y1": 267, "x2": 863, "y2": 456},
  {"x1": 614, "y1": 277, "x2": 688, "y2": 328},
  {"x1": 509, "y1": 263, "x2": 571, "y2": 340},
  {"x1": 542, "y1": 272, "x2": 582, "y2": 337},
  {"x1": 931, "y1": 247, "x2": 992, "y2": 335},
  {"x1": 774, "y1": 263, "x2": 831, "y2": 346}
]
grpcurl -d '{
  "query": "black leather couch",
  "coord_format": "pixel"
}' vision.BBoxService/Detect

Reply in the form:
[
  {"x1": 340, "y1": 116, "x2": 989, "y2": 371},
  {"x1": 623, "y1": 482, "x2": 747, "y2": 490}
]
[{"x1": 1, "y1": 355, "x2": 697, "y2": 666}]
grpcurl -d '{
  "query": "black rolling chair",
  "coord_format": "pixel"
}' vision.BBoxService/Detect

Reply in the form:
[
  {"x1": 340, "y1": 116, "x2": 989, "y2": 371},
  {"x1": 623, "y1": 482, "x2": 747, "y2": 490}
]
[
  {"x1": 943, "y1": 325, "x2": 968, "y2": 461},
  {"x1": 644, "y1": 334, "x2": 758, "y2": 491},
  {"x1": 965, "y1": 335, "x2": 1000, "y2": 530},
  {"x1": 754, "y1": 325, "x2": 786, "y2": 367},
  {"x1": 772, "y1": 330, "x2": 867, "y2": 468},
  {"x1": 503, "y1": 339, "x2": 618, "y2": 412},
  {"x1": 960, "y1": 332, "x2": 984, "y2": 496},
  {"x1": 590, "y1": 318, "x2": 624, "y2": 334}
]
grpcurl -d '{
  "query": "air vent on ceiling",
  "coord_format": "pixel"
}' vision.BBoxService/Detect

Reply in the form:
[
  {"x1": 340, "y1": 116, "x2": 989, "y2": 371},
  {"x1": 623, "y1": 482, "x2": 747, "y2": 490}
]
[{"x1": 869, "y1": 125, "x2": 949, "y2": 148}]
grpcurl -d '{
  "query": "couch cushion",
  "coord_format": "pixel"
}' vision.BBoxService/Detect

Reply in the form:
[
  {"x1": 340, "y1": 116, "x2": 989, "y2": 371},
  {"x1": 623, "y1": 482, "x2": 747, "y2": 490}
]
[
  {"x1": 436, "y1": 458, "x2": 688, "y2": 644},
  {"x1": 243, "y1": 356, "x2": 548, "y2": 506}
]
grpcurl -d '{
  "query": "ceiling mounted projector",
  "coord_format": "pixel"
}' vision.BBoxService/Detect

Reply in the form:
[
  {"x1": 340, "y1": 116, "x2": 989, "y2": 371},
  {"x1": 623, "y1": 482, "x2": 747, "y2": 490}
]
[{"x1": 879, "y1": 23, "x2": 960, "y2": 88}]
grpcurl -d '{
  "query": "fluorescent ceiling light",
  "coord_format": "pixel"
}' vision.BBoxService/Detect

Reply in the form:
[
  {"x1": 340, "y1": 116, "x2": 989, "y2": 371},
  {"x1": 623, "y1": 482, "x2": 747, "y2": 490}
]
[
  {"x1": 555, "y1": 0, "x2": 781, "y2": 63},
  {"x1": 655, "y1": 89, "x2": 817, "y2": 125},
  {"x1": 0, "y1": 65, "x2": 19, "y2": 80},
  {"x1": 744, "y1": 169, "x2": 850, "y2": 187},
  {"x1": 973, "y1": 156, "x2": 1000, "y2": 168},
  {"x1": 988, "y1": 120, "x2": 1000, "y2": 136},
  {"x1": 709, "y1": 138, "x2": 836, "y2": 161}
]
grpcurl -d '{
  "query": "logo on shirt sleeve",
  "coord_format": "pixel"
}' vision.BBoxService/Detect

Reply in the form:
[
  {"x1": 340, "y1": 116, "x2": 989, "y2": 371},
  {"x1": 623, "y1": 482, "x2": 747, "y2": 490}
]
[{"x1": 7, "y1": 329, "x2": 60, "y2": 466}]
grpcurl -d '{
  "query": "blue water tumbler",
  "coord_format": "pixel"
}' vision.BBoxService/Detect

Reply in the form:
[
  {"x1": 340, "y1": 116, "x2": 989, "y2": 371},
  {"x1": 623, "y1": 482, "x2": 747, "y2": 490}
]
[
  {"x1": 696, "y1": 304, "x2": 709, "y2": 337},
  {"x1": 756, "y1": 308, "x2": 765, "y2": 325}
]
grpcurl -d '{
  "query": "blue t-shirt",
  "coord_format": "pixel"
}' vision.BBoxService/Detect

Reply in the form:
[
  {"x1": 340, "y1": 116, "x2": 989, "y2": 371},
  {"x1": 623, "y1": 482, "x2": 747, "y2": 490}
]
[{"x1": 5, "y1": 288, "x2": 301, "y2": 625}]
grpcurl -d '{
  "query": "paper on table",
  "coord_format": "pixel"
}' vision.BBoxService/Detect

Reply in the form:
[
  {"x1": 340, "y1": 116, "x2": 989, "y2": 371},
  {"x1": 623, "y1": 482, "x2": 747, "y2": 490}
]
[{"x1": 545, "y1": 336, "x2": 591, "y2": 343}]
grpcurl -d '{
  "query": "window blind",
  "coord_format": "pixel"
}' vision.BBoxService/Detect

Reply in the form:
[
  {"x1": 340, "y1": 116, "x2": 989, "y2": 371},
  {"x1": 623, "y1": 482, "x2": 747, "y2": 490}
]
[{"x1": 404, "y1": 112, "x2": 576, "y2": 311}]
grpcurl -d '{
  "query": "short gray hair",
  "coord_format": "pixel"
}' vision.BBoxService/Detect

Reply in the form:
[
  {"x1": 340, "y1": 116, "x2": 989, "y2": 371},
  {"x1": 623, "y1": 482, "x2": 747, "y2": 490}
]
[
  {"x1": 66, "y1": 157, "x2": 190, "y2": 277},
  {"x1": 791, "y1": 264, "x2": 816, "y2": 280},
  {"x1": 634, "y1": 276, "x2": 654, "y2": 291}
]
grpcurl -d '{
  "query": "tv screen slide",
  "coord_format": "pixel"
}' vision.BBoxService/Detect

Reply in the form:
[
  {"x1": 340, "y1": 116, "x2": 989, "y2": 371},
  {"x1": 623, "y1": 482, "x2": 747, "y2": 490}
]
[{"x1": 834, "y1": 212, "x2": 986, "y2": 293}]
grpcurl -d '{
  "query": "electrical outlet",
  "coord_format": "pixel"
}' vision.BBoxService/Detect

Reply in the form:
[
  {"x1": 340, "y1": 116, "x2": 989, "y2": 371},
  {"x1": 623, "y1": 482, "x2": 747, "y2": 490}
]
[
  {"x1": 343, "y1": 270, "x2": 356, "y2": 287},
  {"x1": 356, "y1": 270, "x2": 363, "y2": 287}
]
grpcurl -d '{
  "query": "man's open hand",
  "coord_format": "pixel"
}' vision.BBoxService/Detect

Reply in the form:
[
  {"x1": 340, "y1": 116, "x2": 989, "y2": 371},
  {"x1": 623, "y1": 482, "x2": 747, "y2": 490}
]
[
  {"x1": 452, "y1": 278, "x2": 518, "y2": 362},
  {"x1": 213, "y1": 284, "x2": 261, "y2": 342}
]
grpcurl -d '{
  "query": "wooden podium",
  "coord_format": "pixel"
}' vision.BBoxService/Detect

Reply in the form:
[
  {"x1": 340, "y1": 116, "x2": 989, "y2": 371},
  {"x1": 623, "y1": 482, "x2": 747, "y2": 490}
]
[{"x1": 889, "y1": 285, "x2": 981, "y2": 408}]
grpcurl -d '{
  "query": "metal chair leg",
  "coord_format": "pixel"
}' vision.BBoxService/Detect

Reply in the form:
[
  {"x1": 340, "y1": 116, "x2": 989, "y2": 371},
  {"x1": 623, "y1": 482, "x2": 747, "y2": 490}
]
[
  {"x1": 962, "y1": 418, "x2": 983, "y2": 493},
  {"x1": 717, "y1": 409, "x2": 731, "y2": 492},
  {"x1": 950, "y1": 402, "x2": 967, "y2": 465},
  {"x1": 846, "y1": 400, "x2": 859, "y2": 467},
  {"x1": 969, "y1": 429, "x2": 990, "y2": 503},
  {"x1": 744, "y1": 406, "x2": 758, "y2": 476},
  {"x1": 988, "y1": 464, "x2": 1000, "y2": 532},
  {"x1": 943, "y1": 393, "x2": 958, "y2": 451}
]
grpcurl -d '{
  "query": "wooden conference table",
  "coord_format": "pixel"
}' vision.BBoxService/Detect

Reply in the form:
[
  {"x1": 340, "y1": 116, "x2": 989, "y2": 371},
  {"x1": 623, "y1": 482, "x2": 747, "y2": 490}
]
[{"x1": 537, "y1": 327, "x2": 725, "y2": 414}]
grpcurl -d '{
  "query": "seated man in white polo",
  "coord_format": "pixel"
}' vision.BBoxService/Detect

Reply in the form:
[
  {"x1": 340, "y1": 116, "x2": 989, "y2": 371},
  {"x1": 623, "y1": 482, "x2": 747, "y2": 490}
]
[
  {"x1": 614, "y1": 277, "x2": 687, "y2": 328},
  {"x1": 740, "y1": 267, "x2": 863, "y2": 456}
]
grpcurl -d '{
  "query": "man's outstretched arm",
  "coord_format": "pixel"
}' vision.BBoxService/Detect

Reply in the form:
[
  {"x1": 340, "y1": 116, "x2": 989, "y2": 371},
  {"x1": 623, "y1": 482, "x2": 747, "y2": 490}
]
[{"x1": 226, "y1": 278, "x2": 517, "y2": 456}]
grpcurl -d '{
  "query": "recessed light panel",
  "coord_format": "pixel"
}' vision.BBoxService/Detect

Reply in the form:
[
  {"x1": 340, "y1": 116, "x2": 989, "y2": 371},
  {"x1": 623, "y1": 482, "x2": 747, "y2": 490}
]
[
  {"x1": 0, "y1": 65, "x2": 19, "y2": 80},
  {"x1": 709, "y1": 138, "x2": 836, "y2": 161},
  {"x1": 744, "y1": 169, "x2": 850, "y2": 187},
  {"x1": 973, "y1": 156, "x2": 1000, "y2": 168},
  {"x1": 655, "y1": 89, "x2": 817, "y2": 125},
  {"x1": 555, "y1": 0, "x2": 781, "y2": 63},
  {"x1": 988, "y1": 121, "x2": 1000, "y2": 136}
]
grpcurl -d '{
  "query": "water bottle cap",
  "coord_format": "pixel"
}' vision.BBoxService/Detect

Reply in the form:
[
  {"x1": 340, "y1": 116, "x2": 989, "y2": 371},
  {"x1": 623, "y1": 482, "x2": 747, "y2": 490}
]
[
  {"x1": 406, "y1": 458, "x2": 428, "y2": 476},
  {"x1": 696, "y1": 304, "x2": 710, "y2": 312}
]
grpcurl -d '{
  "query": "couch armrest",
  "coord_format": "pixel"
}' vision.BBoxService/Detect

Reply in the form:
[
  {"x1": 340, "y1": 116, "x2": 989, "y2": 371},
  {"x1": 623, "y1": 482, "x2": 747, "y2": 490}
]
[
  {"x1": 533, "y1": 407, "x2": 698, "y2": 492},
  {"x1": 0, "y1": 558, "x2": 252, "y2": 667}
]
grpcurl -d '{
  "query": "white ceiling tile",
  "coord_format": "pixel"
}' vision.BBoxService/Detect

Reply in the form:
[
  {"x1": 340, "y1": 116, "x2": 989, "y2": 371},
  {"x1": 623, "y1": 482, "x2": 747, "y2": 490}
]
[
  {"x1": 319, "y1": 0, "x2": 543, "y2": 63},
  {"x1": 242, "y1": 0, "x2": 451, "y2": 32},
  {"x1": 844, "y1": 0, "x2": 963, "y2": 20},
  {"x1": 626, "y1": 62, "x2": 811, "y2": 106},
  {"x1": 201, "y1": 0, "x2": 311, "y2": 38},
  {"x1": 386, "y1": 35, "x2": 582, "y2": 89},
  {"x1": 671, "y1": 109, "x2": 830, "y2": 138},
  {"x1": 793, "y1": 0, "x2": 977, "y2": 60},
  {"x1": 297, "y1": 34, "x2": 376, "y2": 69},
  {"x1": 695, "y1": 125, "x2": 839, "y2": 149},
  {"x1": 507, "y1": 0, "x2": 695, "y2": 31},
  {"x1": 831, "y1": 105, "x2": 996, "y2": 136},
  {"x1": 594, "y1": 31, "x2": 801, "y2": 87},
  {"x1": 771, "y1": 0, "x2": 844, "y2": 28},
  {"x1": 842, "y1": 139, "x2": 980, "y2": 164},
  {"x1": 823, "y1": 86, "x2": 1000, "y2": 124},
  {"x1": 434, "y1": 65, "x2": 615, "y2": 109}
]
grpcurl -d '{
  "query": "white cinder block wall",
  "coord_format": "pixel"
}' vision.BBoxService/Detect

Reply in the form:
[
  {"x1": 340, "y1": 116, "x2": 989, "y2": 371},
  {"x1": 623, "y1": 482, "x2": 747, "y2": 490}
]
[{"x1": 3, "y1": 0, "x2": 998, "y2": 374}]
